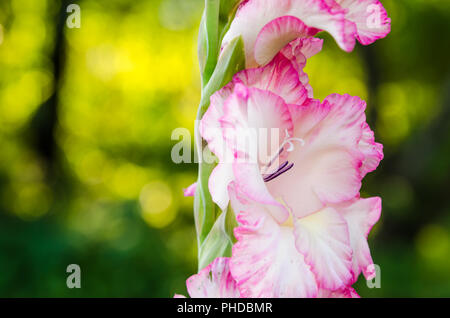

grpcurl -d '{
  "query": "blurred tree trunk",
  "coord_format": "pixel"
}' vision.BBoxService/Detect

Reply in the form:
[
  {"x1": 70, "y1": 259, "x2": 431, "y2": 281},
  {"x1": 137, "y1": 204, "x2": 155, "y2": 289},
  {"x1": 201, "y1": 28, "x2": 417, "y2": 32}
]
[
  {"x1": 28, "y1": 0, "x2": 70, "y2": 178},
  {"x1": 361, "y1": 46, "x2": 379, "y2": 128},
  {"x1": 362, "y1": 42, "x2": 450, "y2": 241}
]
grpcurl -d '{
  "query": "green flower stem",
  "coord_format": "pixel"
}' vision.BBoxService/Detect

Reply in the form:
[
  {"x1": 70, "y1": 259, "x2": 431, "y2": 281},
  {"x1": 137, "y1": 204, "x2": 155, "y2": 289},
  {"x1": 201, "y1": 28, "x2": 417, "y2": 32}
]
[
  {"x1": 201, "y1": 0, "x2": 220, "y2": 87},
  {"x1": 194, "y1": 1, "x2": 245, "y2": 271},
  {"x1": 194, "y1": 36, "x2": 245, "y2": 246}
]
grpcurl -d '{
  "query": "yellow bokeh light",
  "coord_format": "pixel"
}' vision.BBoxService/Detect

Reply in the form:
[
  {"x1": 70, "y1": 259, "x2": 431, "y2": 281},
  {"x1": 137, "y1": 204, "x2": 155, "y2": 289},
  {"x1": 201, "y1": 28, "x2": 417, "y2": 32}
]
[
  {"x1": 377, "y1": 81, "x2": 437, "y2": 146},
  {"x1": 6, "y1": 182, "x2": 53, "y2": 221},
  {"x1": 0, "y1": 70, "x2": 53, "y2": 129},
  {"x1": 110, "y1": 163, "x2": 149, "y2": 200},
  {"x1": 11, "y1": 0, "x2": 48, "y2": 13},
  {"x1": 73, "y1": 149, "x2": 108, "y2": 185},
  {"x1": 0, "y1": 24, "x2": 4, "y2": 45},
  {"x1": 139, "y1": 181, "x2": 175, "y2": 228},
  {"x1": 304, "y1": 46, "x2": 367, "y2": 101},
  {"x1": 416, "y1": 224, "x2": 450, "y2": 263}
]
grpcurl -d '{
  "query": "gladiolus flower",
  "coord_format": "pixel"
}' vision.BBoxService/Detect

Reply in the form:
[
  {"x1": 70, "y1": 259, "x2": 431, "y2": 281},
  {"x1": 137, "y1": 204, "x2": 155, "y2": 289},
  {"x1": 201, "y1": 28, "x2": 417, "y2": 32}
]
[
  {"x1": 179, "y1": 0, "x2": 390, "y2": 299},
  {"x1": 228, "y1": 184, "x2": 379, "y2": 297},
  {"x1": 222, "y1": 0, "x2": 390, "y2": 67},
  {"x1": 199, "y1": 43, "x2": 383, "y2": 296},
  {"x1": 175, "y1": 257, "x2": 240, "y2": 298},
  {"x1": 200, "y1": 38, "x2": 325, "y2": 212},
  {"x1": 201, "y1": 59, "x2": 382, "y2": 219}
]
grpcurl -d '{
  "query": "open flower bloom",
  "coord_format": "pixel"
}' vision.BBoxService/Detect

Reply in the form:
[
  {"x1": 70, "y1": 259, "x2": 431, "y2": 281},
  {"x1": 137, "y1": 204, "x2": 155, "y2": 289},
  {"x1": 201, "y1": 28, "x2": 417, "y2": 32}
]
[
  {"x1": 175, "y1": 257, "x2": 241, "y2": 298},
  {"x1": 200, "y1": 50, "x2": 383, "y2": 295},
  {"x1": 174, "y1": 252, "x2": 363, "y2": 298},
  {"x1": 200, "y1": 38, "x2": 325, "y2": 212},
  {"x1": 201, "y1": 58, "x2": 383, "y2": 218},
  {"x1": 222, "y1": 0, "x2": 390, "y2": 67},
  {"x1": 228, "y1": 183, "x2": 380, "y2": 297},
  {"x1": 183, "y1": 0, "x2": 388, "y2": 300}
]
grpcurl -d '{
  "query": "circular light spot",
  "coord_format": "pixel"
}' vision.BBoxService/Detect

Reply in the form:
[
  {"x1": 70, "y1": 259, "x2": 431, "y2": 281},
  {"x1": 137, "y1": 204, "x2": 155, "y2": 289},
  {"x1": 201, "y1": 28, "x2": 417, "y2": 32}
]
[
  {"x1": 111, "y1": 163, "x2": 148, "y2": 199},
  {"x1": 139, "y1": 181, "x2": 175, "y2": 228},
  {"x1": 416, "y1": 224, "x2": 449, "y2": 262},
  {"x1": 11, "y1": 182, "x2": 53, "y2": 220}
]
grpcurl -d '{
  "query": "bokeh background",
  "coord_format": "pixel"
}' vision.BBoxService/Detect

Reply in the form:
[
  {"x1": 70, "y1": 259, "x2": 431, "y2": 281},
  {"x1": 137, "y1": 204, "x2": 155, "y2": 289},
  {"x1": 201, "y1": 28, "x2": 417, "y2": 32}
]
[{"x1": 0, "y1": 0, "x2": 449, "y2": 297}]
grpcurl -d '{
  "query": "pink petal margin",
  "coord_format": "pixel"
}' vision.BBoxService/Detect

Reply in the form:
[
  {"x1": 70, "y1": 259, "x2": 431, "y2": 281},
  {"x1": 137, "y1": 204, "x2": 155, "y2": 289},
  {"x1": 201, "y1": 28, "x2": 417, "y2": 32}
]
[
  {"x1": 186, "y1": 257, "x2": 240, "y2": 298},
  {"x1": 254, "y1": 15, "x2": 318, "y2": 66},
  {"x1": 183, "y1": 182, "x2": 197, "y2": 197}
]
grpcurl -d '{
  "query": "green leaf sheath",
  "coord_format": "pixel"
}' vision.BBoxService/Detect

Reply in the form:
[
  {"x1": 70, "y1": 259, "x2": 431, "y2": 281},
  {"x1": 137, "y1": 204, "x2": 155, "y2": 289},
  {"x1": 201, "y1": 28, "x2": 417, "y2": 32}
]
[
  {"x1": 194, "y1": 1, "x2": 246, "y2": 270},
  {"x1": 194, "y1": 147, "x2": 217, "y2": 246},
  {"x1": 198, "y1": 36, "x2": 245, "y2": 118},
  {"x1": 218, "y1": 0, "x2": 241, "y2": 44},
  {"x1": 194, "y1": 36, "x2": 245, "y2": 249},
  {"x1": 198, "y1": 207, "x2": 237, "y2": 270},
  {"x1": 199, "y1": 0, "x2": 242, "y2": 88},
  {"x1": 197, "y1": 13, "x2": 207, "y2": 79},
  {"x1": 201, "y1": 0, "x2": 220, "y2": 87}
]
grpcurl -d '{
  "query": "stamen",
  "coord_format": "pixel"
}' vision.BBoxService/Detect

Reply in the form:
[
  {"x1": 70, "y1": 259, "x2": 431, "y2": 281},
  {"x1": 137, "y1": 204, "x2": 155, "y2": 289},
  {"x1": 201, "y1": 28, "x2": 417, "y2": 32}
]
[
  {"x1": 263, "y1": 160, "x2": 289, "y2": 177},
  {"x1": 282, "y1": 129, "x2": 305, "y2": 152},
  {"x1": 263, "y1": 161, "x2": 294, "y2": 182},
  {"x1": 261, "y1": 147, "x2": 285, "y2": 175},
  {"x1": 262, "y1": 161, "x2": 286, "y2": 180},
  {"x1": 260, "y1": 129, "x2": 304, "y2": 179}
]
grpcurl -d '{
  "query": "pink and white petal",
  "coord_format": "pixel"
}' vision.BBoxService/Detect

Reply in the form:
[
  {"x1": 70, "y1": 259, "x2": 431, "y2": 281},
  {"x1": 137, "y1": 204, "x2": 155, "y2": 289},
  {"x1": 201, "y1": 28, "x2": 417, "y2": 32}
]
[
  {"x1": 234, "y1": 54, "x2": 308, "y2": 105},
  {"x1": 219, "y1": 86, "x2": 294, "y2": 222},
  {"x1": 222, "y1": 0, "x2": 293, "y2": 67},
  {"x1": 186, "y1": 257, "x2": 240, "y2": 298},
  {"x1": 173, "y1": 294, "x2": 187, "y2": 298},
  {"x1": 318, "y1": 286, "x2": 360, "y2": 298},
  {"x1": 318, "y1": 94, "x2": 367, "y2": 149},
  {"x1": 281, "y1": 37, "x2": 324, "y2": 71},
  {"x1": 223, "y1": 0, "x2": 357, "y2": 67},
  {"x1": 296, "y1": 37, "x2": 324, "y2": 60},
  {"x1": 287, "y1": 0, "x2": 357, "y2": 52},
  {"x1": 359, "y1": 122, "x2": 383, "y2": 177},
  {"x1": 336, "y1": 0, "x2": 391, "y2": 45},
  {"x1": 254, "y1": 16, "x2": 318, "y2": 66},
  {"x1": 200, "y1": 85, "x2": 234, "y2": 161},
  {"x1": 230, "y1": 192, "x2": 318, "y2": 297},
  {"x1": 268, "y1": 136, "x2": 362, "y2": 218},
  {"x1": 228, "y1": 181, "x2": 287, "y2": 228},
  {"x1": 288, "y1": 99, "x2": 330, "y2": 139},
  {"x1": 294, "y1": 207, "x2": 353, "y2": 290},
  {"x1": 294, "y1": 94, "x2": 368, "y2": 206},
  {"x1": 183, "y1": 182, "x2": 197, "y2": 197},
  {"x1": 220, "y1": 85, "x2": 293, "y2": 162},
  {"x1": 347, "y1": 286, "x2": 360, "y2": 298},
  {"x1": 233, "y1": 162, "x2": 288, "y2": 224},
  {"x1": 280, "y1": 38, "x2": 323, "y2": 97},
  {"x1": 268, "y1": 96, "x2": 367, "y2": 217},
  {"x1": 209, "y1": 164, "x2": 234, "y2": 211},
  {"x1": 299, "y1": 70, "x2": 314, "y2": 98},
  {"x1": 286, "y1": 95, "x2": 368, "y2": 209},
  {"x1": 311, "y1": 149, "x2": 363, "y2": 204},
  {"x1": 267, "y1": 99, "x2": 363, "y2": 217},
  {"x1": 333, "y1": 197, "x2": 382, "y2": 282},
  {"x1": 265, "y1": 153, "x2": 325, "y2": 219},
  {"x1": 226, "y1": 86, "x2": 294, "y2": 139}
]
